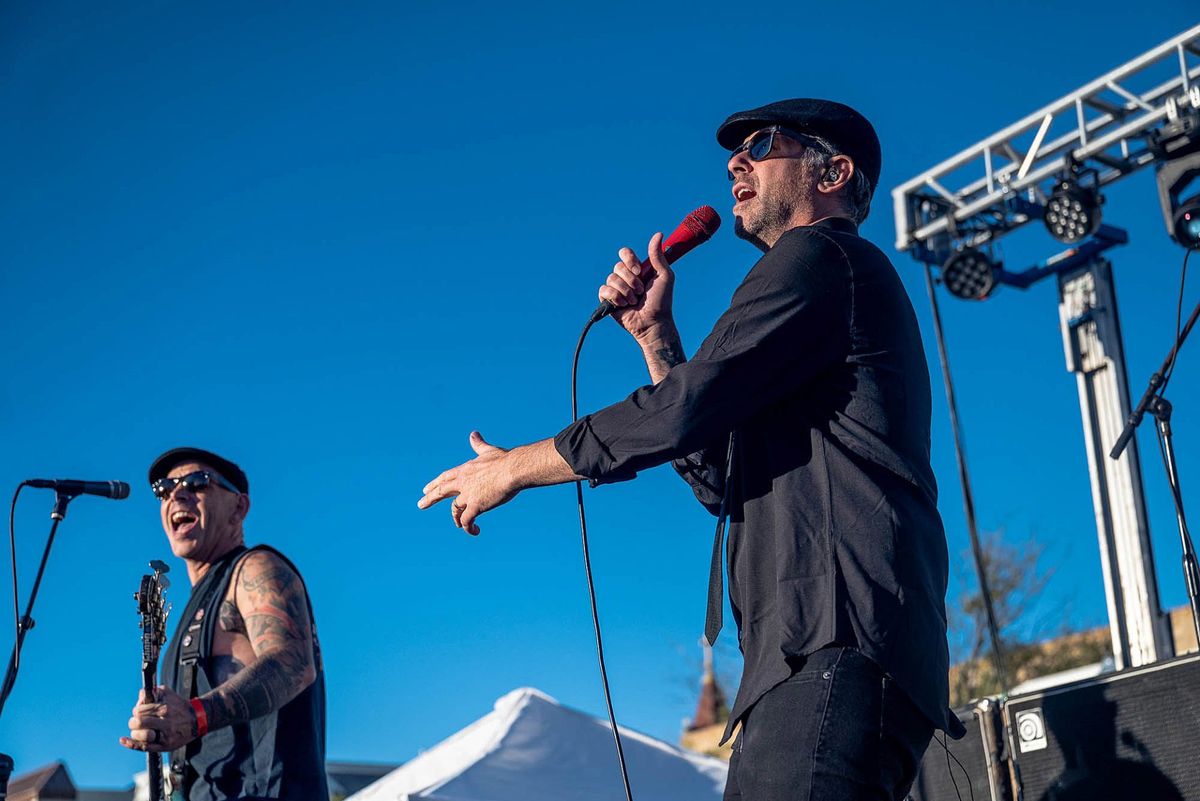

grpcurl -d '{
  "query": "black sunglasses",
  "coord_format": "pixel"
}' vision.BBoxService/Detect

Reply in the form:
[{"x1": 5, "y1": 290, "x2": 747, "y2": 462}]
[
  {"x1": 727, "y1": 126, "x2": 820, "y2": 180},
  {"x1": 151, "y1": 470, "x2": 240, "y2": 500}
]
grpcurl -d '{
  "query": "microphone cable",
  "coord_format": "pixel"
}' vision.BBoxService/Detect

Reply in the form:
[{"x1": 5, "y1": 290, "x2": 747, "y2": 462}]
[
  {"x1": 933, "y1": 728, "x2": 974, "y2": 801},
  {"x1": 1, "y1": 483, "x2": 28, "y2": 718},
  {"x1": 570, "y1": 313, "x2": 635, "y2": 801},
  {"x1": 561, "y1": 207, "x2": 719, "y2": 801},
  {"x1": 7, "y1": 484, "x2": 25, "y2": 676}
]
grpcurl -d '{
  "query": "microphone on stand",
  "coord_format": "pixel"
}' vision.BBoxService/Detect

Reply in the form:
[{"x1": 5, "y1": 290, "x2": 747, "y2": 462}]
[
  {"x1": 589, "y1": 205, "x2": 722, "y2": 323},
  {"x1": 25, "y1": 479, "x2": 131, "y2": 499},
  {"x1": 0, "y1": 475, "x2": 132, "y2": 724}
]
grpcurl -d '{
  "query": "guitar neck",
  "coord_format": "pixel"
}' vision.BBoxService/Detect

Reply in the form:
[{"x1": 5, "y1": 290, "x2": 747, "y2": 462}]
[
  {"x1": 142, "y1": 662, "x2": 157, "y2": 694},
  {"x1": 142, "y1": 660, "x2": 165, "y2": 801},
  {"x1": 136, "y1": 563, "x2": 172, "y2": 801}
]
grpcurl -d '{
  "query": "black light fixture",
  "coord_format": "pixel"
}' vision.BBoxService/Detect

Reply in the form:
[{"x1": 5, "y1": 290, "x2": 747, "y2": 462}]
[
  {"x1": 1043, "y1": 159, "x2": 1103, "y2": 244},
  {"x1": 941, "y1": 248, "x2": 998, "y2": 300},
  {"x1": 1173, "y1": 196, "x2": 1200, "y2": 248},
  {"x1": 1150, "y1": 112, "x2": 1200, "y2": 248}
]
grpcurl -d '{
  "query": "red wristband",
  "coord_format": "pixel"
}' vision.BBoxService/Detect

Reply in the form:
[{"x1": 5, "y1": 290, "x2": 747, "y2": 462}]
[{"x1": 190, "y1": 697, "x2": 208, "y2": 737}]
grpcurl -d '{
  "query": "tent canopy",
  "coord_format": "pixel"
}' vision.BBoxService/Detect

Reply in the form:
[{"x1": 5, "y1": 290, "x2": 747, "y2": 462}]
[{"x1": 349, "y1": 687, "x2": 727, "y2": 801}]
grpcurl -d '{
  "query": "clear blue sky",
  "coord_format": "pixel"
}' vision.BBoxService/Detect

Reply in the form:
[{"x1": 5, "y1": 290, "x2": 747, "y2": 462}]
[{"x1": 2, "y1": 1, "x2": 1198, "y2": 789}]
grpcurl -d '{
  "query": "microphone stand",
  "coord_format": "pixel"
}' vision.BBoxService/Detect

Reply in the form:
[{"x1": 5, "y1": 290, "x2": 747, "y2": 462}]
[
  {"x1": 1111, "y1": 294, "x2": 1200, "y2": 651},
  {"x1": 0, "y1": 490, "x2": 77, "y2": 795}
]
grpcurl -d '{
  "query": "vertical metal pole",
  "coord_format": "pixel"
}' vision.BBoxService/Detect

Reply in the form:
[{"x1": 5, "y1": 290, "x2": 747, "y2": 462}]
[
  {"x1": 1153, "y1": 403, "x2": 1200, "y2": 649},
  {"x1": 1058, "y1": 259, "x2": 1172, "y2": 667}
]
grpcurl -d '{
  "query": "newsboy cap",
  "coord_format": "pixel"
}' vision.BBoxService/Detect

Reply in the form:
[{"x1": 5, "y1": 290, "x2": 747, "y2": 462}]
[
  {"x1": 716, "y1": 98, "x2": 882, "y2": 192},
  {"x1": 149, "y1": 446, "x2": 250, "y2": 495}
]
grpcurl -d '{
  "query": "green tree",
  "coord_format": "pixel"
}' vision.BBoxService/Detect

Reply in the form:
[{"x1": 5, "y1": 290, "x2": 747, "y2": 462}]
[{"x1": 949, "y1": 530, "x2": 1110, "y2": 706}]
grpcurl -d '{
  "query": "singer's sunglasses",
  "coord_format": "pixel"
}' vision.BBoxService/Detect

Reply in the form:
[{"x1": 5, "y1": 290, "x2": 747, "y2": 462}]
[
  {"x1": 151, "y1": 470, "x2": 241, "y2": 501},
  {"x1": 727, "y1": 126, "x2": 825, "y2": 180}
]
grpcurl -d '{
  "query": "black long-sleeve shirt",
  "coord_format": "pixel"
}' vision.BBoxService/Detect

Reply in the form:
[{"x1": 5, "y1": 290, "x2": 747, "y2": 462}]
[{"x1": 554, "y1": 217, "x2": 963, "y2": 740}]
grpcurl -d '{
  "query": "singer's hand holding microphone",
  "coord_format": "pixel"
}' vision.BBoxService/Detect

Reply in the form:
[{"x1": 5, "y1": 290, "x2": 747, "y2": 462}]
[
  {"x1": 598, "y1": 232, "x2": 677, "y2": 342},
  {"x1": 590, "y1": 205, "x2": 720, "y2": 336}
]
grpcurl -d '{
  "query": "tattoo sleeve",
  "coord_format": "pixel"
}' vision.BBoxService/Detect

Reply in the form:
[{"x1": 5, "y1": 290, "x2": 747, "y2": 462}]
[
  {"x1": 201, "y1": 552, "x2": 317, "y2": 732},
  {"x1": 218, "y1": 600, "x2": 246, "y2": 635},
  {"x1": 210, "y1": 655, "x2": 246, "y2": 686}
]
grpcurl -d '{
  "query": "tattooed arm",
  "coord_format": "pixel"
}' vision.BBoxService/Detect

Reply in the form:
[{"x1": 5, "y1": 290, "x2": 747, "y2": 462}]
[
  {"x1": 638, "y1": 322, "x2": 688, "y2": 384},
  {"x1": 120, "y1": 552, "x2": 317, "y2": 752},
  {"x1": 199, "y1": 551, "x2": 317, "y2": 730},
  {"x1": 594, "y1": 233, "x2": 690, "y2": 385}
]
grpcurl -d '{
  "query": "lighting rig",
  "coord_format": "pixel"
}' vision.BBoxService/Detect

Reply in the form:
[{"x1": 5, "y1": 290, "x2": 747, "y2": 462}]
[{"x1": 892, "y1": 24, "x2": 1200, "y2": 671}]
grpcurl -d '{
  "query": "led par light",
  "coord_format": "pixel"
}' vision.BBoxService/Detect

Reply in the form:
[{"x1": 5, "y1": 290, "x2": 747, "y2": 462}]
[
  {"x1": 941, "y1": 248, "x2": 998, "y2": 300},
  {"x1": 1044, "y1": 180, "x2": 1102, "y2": 244},
  {"x1": 1043, "y1": 154, "x2": 1103, "y2": 244}
]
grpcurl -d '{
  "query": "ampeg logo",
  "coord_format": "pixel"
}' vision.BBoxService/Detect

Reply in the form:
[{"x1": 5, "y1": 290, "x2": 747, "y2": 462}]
[{"x1": 1015, "y1": 708, "x2": 1048, "y2": 752}]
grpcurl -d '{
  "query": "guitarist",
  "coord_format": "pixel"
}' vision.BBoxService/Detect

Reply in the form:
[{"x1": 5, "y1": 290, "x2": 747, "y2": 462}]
[{"x1": 120, "y1": 447, "x2": 328, "y2": 801}]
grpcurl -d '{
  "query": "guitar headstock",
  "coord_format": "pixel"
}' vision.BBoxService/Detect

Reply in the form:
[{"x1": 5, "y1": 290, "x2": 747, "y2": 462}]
[{"x1": 135, "y1": 561, "x2": 172, "y2": 668}]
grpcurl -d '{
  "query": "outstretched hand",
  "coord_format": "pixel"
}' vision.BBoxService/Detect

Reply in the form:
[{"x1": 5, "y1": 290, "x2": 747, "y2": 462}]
[{"x1": 418, "y1": 431, "x2": 519, "y2": 535}]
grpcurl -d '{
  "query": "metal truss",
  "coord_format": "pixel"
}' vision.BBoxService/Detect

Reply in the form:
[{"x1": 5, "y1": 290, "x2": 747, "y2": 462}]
[{"x1": 892, "y1": 23, "x2": 1200, "y2": 262}]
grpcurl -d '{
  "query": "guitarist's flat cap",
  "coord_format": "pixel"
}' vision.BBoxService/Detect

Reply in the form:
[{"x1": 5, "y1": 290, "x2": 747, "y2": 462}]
[{"x1": 148, "y1": 446, "x2": 250, "y2": 495}]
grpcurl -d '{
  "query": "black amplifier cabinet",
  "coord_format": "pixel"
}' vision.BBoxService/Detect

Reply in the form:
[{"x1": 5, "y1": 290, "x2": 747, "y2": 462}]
[
  {"x1": 910, "y1": 698, "x2": 1011, "y2": 801},
  {"x1": 1004, "y1": 654, "x2": 1200, "y2": 801}
]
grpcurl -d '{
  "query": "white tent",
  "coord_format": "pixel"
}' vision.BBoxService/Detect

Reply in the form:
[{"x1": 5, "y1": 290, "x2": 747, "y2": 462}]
[{"x1": 349, "y1": 687, "x2": 728, "y2": 801}]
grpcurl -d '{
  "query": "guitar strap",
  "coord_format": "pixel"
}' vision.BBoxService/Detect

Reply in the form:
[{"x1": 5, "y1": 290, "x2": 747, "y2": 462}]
[{"x1": 166, "y1": 545, "x2": 247, "y2": 795}]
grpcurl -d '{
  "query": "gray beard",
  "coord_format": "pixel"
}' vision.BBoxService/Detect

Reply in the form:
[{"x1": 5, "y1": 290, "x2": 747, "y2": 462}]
[
  {"x1": 734, "y1": 197, "x2": 796, "y2": 252},
  {"x1": 734, "y1": 216, "x2": 769, "y2": 252}
]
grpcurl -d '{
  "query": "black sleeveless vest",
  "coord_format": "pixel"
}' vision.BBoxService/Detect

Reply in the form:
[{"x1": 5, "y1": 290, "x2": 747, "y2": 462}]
[{"x1": 161, "y1": 545, "x2": 328, "y2": 801}]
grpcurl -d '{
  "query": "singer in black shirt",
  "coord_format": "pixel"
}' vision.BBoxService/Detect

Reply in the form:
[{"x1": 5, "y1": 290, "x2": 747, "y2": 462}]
[{"x1": 419, "y1": 98, "x2": 962, "y2": 801}]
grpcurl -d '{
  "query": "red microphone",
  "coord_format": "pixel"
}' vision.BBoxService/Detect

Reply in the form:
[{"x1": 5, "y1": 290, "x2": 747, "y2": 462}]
[{"x1": 590, "y1": 205, "x2": 722, "y2": 322}]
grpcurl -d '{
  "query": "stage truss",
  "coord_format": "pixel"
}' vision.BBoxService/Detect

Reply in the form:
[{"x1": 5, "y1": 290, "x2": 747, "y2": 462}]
[{"x1": 892, "y1": 23, "x2": 1200, "y2": 263}]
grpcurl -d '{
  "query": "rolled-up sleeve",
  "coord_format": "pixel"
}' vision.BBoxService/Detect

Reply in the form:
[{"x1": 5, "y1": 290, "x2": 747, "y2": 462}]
[{"x1": 554, "y1": 228, "x2": 851, "y2": 487}]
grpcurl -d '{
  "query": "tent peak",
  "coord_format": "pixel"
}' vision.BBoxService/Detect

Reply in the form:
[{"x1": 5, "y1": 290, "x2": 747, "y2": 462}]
[{"x1": 494, "y1": 686, "x2": 557, "y2": 712}]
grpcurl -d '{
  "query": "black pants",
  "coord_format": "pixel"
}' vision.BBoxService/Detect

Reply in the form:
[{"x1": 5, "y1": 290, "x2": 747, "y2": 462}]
[{"x1": 724, "y1": 647, "x2": 933, "y2": 801}]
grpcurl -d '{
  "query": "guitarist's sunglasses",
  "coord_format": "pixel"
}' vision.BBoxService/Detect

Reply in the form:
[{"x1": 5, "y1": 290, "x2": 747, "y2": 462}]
[{"x1": 151, "y1": 470, "x2": 241, "y2": 500}]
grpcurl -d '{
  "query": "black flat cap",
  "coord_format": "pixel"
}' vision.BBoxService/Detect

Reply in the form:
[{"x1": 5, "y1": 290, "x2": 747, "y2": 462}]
[
  {"x1": 717, "y1": 98, "x2": 881, "y2": 192},
  {"x1": 149, "y1": 447, "x2": 249, "y2": 495}
]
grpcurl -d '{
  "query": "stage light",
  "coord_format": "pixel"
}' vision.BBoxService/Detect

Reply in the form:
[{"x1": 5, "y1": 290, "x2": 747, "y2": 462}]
[
  {"x1": 1170, "y1": 195, "x2": 1200, "y2": 248},
  {"x1": 1151, "y1": 113, "x2": 1200, "y2": 248},
  {"x1": 941, "y1": 248, "x2": 997, "y2": 300},
  {"x1": 1044, "y1": 180, "x2": 1102, "y2": 244}
]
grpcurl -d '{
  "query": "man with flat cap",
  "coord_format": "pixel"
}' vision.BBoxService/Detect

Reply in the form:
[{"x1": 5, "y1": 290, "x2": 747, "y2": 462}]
[
  {"x1": 121, "y1": 447, "x2": 328, "y2": 801},
  {"x1": 419, "y1": 98, "x2": 962, "y2": 799}
]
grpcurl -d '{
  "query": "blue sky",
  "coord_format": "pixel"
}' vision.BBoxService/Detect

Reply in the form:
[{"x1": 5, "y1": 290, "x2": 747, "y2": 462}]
[{"x1": 2, "y1": 1, "x2": 1198, "y2": 789}]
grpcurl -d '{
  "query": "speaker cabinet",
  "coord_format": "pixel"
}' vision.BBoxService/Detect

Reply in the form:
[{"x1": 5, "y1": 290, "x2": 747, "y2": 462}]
[
  {"x1": 1005, "y1": 654, "x2": 1200, "y2": 801},
  {"x1": 910, "y1": 698, "x2": 1010, "y2": 801}
]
